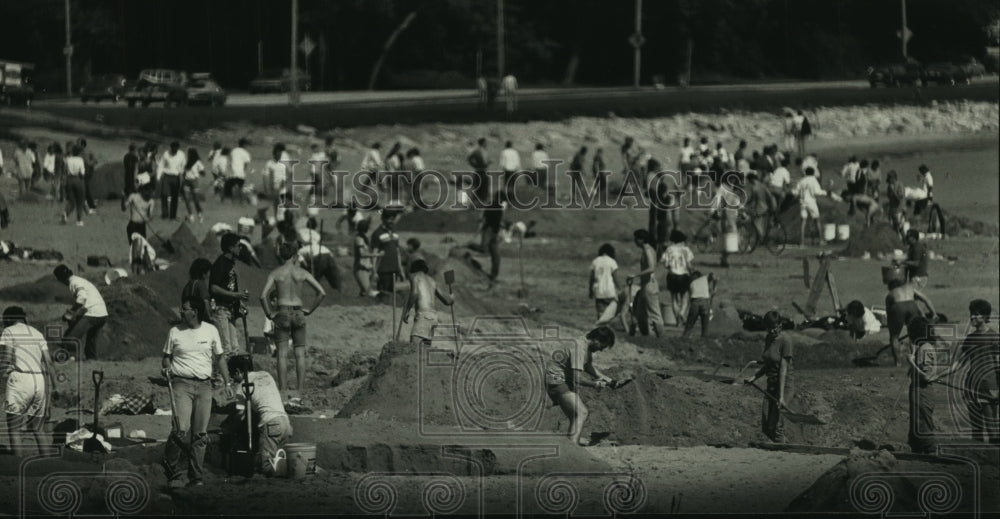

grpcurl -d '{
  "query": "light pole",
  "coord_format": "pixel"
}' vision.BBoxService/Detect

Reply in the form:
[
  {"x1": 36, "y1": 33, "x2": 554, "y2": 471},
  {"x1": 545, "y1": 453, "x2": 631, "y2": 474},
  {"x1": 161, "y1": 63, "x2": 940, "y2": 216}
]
[
  {"x1": 631, "y1": 0, "x2": 643, "y2": 88},
  {"x1": 497, "y1": 0, "x2": 505, "y2": 80},
  {"x1": 290, "y1": 0, "x2": 300, "y2": 105},
  {"x1": 65, "y1": 0, "x2": 73, "y2": 96},
  {"x1": 900, "y1": 0, "x2": 908, "y2": 59}
]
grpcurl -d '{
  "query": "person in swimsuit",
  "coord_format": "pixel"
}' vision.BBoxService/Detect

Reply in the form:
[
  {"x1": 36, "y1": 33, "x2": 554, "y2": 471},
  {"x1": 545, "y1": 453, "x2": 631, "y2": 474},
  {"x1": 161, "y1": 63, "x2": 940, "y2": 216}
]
[
  {"x1": 401, "y1": 259, "x2": 454, "y2": 346},
  {"x1": 885, "y1": 278, "x2": 936, "y2": 367}
]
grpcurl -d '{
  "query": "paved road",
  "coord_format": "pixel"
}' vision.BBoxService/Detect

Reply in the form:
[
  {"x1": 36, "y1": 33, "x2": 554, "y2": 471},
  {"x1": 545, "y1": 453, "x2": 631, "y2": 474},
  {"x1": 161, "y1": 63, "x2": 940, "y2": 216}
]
[
  {"x1": 24, "y1": 77, "x2": 998, "y2": 131},
  {"x1": 34, "y1": 79, "x2": 929, "y2": 109}
]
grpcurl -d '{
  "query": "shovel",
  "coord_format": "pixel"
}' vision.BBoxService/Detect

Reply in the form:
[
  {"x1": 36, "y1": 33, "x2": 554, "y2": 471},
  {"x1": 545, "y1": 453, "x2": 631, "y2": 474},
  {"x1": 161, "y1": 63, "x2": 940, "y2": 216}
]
[
  {"x1": 609, "y1": 378, "x2": 634, "y2": 389},
  {"x1": 728, "y1": 361, "x2": 760, "y2": 385},
  {"x1": 444, "y1": 270, "x2": 460, "y2": 353},
  {"x1": 516, "y1": 237, "x2": 527, "y2": 299},
  {"x1": 130, "y1": 199, "x2": 175, "y2": 254},
  {"x1": 83, "y1": 370, "x2": 108, "y2": 453},
  {"x1": 745, "y1": 381, "x2": 826, "y2": 425}
]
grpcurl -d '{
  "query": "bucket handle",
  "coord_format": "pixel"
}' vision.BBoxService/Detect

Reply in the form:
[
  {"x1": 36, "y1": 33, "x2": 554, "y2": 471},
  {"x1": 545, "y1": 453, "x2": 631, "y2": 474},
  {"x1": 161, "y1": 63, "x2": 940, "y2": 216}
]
[{"x1": 269, "y1": 449, "x2": 286, "y2": 472}]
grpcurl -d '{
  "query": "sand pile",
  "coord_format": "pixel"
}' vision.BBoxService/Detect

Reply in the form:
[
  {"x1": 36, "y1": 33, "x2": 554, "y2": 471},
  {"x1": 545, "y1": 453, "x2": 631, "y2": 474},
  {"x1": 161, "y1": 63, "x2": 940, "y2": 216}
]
[
  {"x1": 629, "y1": 329, "x2": 876, "y2": 370},
  {"x1": 53, "y1": 282, "x2": 178, "y2": 361},
  {"x1": 0, "y1": 274, "x2": 78, "y2": 304},
  {"x1": 786, "y1": 449, "x2": 979, "y2": 515},
  {"x1": 336, "y1": 340, "x2": 897, "y2": 447},
  {"x1": 841, "y1": 223, "x2": 903, "y2": 257}
]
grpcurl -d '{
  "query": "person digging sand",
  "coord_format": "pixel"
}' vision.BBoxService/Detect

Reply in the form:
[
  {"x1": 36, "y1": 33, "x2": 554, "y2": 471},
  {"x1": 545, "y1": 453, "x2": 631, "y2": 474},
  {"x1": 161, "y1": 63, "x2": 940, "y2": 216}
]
[
  {"x1": 545, "y1": 326, "x2": 616, "y2": 446},
  {"x1": 227, "y1": 355, "x2": 293, "y2": 476},
  {"x1": 401, "y1": 259, "x2": 454, "y2": 347},
  {"x1": 745, "y1": 311, "x2": 793, "y2": 443},
  {"x1": 261, "y1": 241, "x2": 326, "y2": 397},
  {"x1": 885, "y1": 278, "x2": 936, "y2": 367}
]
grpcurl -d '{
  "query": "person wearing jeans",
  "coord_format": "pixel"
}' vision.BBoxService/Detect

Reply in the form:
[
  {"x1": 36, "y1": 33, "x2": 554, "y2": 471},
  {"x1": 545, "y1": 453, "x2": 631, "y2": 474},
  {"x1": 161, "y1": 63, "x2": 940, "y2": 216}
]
[
  {"x1": 227, "y1": 355, "x2": 292, "y2": 476},
  {"x1": 157, "y1": 141, "x2": 186, "y2": 220},
  {"x1": 682, "y1": 271, "x2": 716, "y2": 339},
  {"x1": 63, "y1": 146, "x2": 87, "y2": 225},
  {"x1": 162, "y1": 297, "x2": 232, "y2": 488},
  {"x1": 210, "y1": 233, "x2": 249, "y2": 356},
  {"x1": 54, "y1": 265, "x2": 108, "y2": 359}
]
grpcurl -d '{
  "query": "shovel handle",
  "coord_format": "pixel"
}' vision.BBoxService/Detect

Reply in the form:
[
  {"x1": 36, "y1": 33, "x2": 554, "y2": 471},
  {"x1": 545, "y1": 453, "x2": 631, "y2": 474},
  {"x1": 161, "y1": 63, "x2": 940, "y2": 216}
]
[{"x1": 92, "y1": 370, "x2": 104, "y2": 387}]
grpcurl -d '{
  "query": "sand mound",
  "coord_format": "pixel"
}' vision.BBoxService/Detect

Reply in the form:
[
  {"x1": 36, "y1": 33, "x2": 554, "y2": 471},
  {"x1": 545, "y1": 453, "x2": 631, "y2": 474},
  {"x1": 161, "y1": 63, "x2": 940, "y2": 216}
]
[
  {"x1": 787, "y1": 449, "x2": 977, "y2": 515},
  {"x1": 629, "y1": 329, "x2": 869, "y2": 370},
  {"x1": 841, "y1": 223, "x2": 902, "y2": 257},
  {"x1": 0, "y1": 274, "x2": 77, "y2": 304},
  {"x1": 335, "y1": 340, "x2": 897, "y2": 447},
  {"x1": 46, "y1": 282, "x2": 177, "y2": 361},
  {"x1": 161, "y1": 221, "x2": 210, "y2": 260}
]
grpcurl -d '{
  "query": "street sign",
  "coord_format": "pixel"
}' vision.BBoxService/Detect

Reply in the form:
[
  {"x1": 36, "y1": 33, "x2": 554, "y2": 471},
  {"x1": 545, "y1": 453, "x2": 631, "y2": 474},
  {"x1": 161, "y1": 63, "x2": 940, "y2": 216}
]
[
  {"x1": 299, "y1": 36, "x2": 315, "y2": 57},
  {"x1": 63, "y1": 45, "x2": 74, "y2": 57},
  {"x1": 896, "y1": 27, "x2": 913, "y2": 42},
  {"x1": 629, "y1": 33, "x2": 646, "y2": 48}
]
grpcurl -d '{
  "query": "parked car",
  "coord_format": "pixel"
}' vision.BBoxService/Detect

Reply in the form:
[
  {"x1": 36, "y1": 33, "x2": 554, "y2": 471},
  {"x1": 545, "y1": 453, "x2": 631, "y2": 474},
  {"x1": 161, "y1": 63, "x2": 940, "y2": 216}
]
[
  {"x1": 0, "y1": 60, "x2": 34, "y2": 106},
  {"x1": 867, "y1": 63, "x2": 924, "y2": 87},
  {"x1": 958, "y1": 58, "x2": 987, "y2": 78},
  {"x1": 124, "y1": 69, "x2": 188, "y2": 107},
  {"x1": 185, "y1": 73, "x2": 227, "y2": 106},
  {"x1": 80, "y1": 74, "x2": 126, "y2": 103},
  {"x1": 922, "y1": 62, "x2": 972, "y2": 85},
  {"x1": 248, "y1": 68, "x2": 311, "y2": 94}
]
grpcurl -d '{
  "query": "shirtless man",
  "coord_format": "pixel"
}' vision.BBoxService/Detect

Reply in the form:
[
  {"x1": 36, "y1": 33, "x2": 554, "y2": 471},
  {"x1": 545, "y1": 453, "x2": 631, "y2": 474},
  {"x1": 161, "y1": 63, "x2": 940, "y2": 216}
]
[
  {"x1": 846, "y1": 191, "x2": 883, "y2": 227},
  {"x1": 260, "y1": 242, "x2": 327, "y2": 394},
  {"x1": 401, "y1": 260, "x2": 454, "y2": 346},
  {"x1": 884, "y1": 278, "x2": 936, "y2": 367}
]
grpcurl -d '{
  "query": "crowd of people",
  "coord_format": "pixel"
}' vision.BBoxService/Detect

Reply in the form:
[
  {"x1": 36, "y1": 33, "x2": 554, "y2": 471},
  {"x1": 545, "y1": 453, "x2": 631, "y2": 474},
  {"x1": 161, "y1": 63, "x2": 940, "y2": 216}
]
[{"x1": 0, "y1": 112, "x2": 994, "y2": 480}]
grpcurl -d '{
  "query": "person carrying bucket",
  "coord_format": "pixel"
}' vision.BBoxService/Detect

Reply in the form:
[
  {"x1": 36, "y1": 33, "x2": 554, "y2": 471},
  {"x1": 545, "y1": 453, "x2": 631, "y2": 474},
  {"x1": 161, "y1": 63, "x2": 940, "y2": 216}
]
[{"x1": 227, "y1": 355, "x2": 292, "y2": 477}]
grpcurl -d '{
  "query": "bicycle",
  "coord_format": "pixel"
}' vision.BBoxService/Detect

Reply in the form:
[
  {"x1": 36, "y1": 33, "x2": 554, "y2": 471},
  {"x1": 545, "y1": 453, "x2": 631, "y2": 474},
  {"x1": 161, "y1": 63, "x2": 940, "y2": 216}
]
[
  {"x1": 692, "y1": 210, "x2": 756, "y2": 254},
  {"x1": 743, "y1": 211, "x2": 787, "y2": 256}
]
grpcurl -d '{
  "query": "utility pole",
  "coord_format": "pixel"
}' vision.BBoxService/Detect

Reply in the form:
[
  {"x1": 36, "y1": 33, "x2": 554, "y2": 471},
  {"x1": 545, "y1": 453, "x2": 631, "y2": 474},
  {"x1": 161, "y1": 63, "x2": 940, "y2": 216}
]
[
  {"x1": 900, "y1": 0, "x2": 908, "y2": 59},
  {"x1": 64, "y1": 0, "x2": 73, "y2": 96},
  {"x1": 290, "y1": 0, "x2": 300, "y2": 105},
  {"x1": 631, "y1": 0, "x2": 643, "y2": 88},
  {"x1": 497, "y1": 0, "x2": 505, "y2": 80}
]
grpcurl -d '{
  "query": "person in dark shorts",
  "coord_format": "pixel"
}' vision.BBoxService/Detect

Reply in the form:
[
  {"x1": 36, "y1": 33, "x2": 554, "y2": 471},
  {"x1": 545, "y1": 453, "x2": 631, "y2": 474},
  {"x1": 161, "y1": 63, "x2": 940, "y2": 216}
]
[
  {"x1": 898, "y1": 229, "x2": 929, "y2": 289},
  {"x1": 745, "y1": 311, "x2": 793, "y2": 443},
  {"x1": 545, "y1": 327, "x2": 616, "y2": 446},
  {"x1": 885, "y1": 278, "x2": 936, "y2": 367},
  {"x1": 662, "y1": 230, "x2": 694, "y2": 327}
]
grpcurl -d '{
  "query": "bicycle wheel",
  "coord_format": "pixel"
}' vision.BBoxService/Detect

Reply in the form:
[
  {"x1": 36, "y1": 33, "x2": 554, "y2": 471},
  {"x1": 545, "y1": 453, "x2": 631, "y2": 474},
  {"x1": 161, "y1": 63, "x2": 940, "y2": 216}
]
[
  {"x1": 766, "y1": 220, "x2": 787, "y2": 256},
  {"x1": 737, "y1": 220, "x2": 758, "y2": 254}
]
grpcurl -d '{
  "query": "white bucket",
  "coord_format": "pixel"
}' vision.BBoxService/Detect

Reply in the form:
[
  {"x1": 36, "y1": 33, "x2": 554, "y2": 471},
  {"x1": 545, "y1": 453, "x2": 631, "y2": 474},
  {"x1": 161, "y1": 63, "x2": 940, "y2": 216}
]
[
  {"x1": 285, "y1": 443, "x2": 317, "y2": 479},
  {"x1": 723, "y1": 232, "x2": 739, "y2": 253},
  {"x1": 104, "y1": 268, "x2": 129, "y2": 286},
  {"x1": 823, "y1": 223, "x2": 836, "y2": 242},
  {"x1": 836, "y1": 224, "x2": 850, "y2": 241}
]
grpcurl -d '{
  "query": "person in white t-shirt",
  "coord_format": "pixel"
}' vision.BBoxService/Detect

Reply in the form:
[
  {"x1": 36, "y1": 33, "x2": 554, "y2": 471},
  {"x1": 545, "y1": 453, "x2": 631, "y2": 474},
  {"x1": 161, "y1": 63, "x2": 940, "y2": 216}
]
[
  {"x1": 589, "y1": 243, "x2": 622, "y2": 322},
  {"x1": 265, "y1": 146, "x2": 288, "y2": 211},
  {"x1": 531, "y1": 143, "x2": 549, "y2": 189},
  {"x1": 792, "y1": 167, "x2": 827, "y2": 246},
  {"x1": 157, "y1": 141, "x2": 187, "y2": 220},
  {"x1": 501, "y1": 73, "x2": 518, "y2": 113},
  {"x1": 54, "y1": 264, "x2": 108, "y2": 360},
  {"x1": 768, "y1": 157, "x2": 792, "y2": 194},
  {"x1": 162, "y1": 296, "x2": 231, "y2": 488},
  {"x1": 499, "y1": 140, "x2": 521, "y2": 188},
  {"x1": 661, "y1": 230, "x2": 694, "y2": 326},
  {"x1": 843, "y1": 300, "x2": 881, "y2": 339},
  {"x1": 1, "y1": 306, "x2": 56, "y2": 456},
  {"x1": 228, "y1": 138, "x2": 252, "y2": 204}
]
